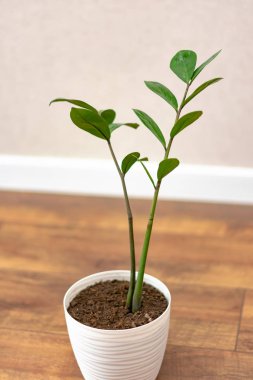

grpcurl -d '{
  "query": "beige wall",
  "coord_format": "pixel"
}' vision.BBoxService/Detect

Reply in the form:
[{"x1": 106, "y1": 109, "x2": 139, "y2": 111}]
[{"x1": 0, "y1": 0, "x2": 252, "y2": 167}]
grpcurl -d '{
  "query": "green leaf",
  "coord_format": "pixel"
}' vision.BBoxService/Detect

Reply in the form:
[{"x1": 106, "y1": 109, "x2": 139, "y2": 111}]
[
  {"x1": 170, "y1": 50, "x2": 197, "y2": 83},
  {"x1": 70, "y1": 108, "x2": 111, "y2": 140},
  {"x1": 49, "y1": 98, "x2": 97, "y2": 112},
  {"x1": 191, "y1": 50, "x2": 221, "y2": 81},
  {"x1": 144, "y1": 81, "x2": 178, "y2": 111},
  {"x1": 121, "y1": 152, "x2": 140, "y2": 174},
  {"x1": 133, "y1": 109, "x2": 166, "y2": 148},
  {"x1": 139, "y1": 157, "x2": 148, "y2": 162},
  {"x1": 100, "y1": 109, "x2": 116, "y2": 124},
  {"x1": 157, "y1": 158, "x2": 180, "y2": 181},
  {"x1": 109, "y1": 122, "x2": 139, "y2": 133},
  {"x1": 170, "y1": 111, "x2": 203, "y2": 138},
  {"x1": 183, "y1": 78, "x2": 223, "y2": 107}
]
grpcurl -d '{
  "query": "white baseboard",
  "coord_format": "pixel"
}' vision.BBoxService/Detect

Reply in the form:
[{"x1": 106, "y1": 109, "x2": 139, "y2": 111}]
[{"x1": 0, "y1": 155, "x2": 253, "y2": 205}]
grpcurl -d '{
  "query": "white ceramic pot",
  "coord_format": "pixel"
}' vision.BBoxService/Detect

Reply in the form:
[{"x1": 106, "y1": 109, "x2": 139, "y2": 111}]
[{"x1": 63, "y1": 270, "x2": 171, "y2": 380}]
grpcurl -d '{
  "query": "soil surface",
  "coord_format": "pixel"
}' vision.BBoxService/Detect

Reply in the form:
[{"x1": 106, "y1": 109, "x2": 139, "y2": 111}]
[{"x1": 68, "y1": 280, "x2": 168, "y2": 329}]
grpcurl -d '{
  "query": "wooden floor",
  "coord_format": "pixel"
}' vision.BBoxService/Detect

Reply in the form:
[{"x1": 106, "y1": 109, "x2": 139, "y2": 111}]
[{"x1": 0, "y1": 191, "x2": 253, "y2": 379}]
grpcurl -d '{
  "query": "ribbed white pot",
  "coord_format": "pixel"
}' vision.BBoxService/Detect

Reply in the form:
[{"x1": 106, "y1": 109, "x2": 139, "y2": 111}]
[{"x1": 63, "y1": 270, "x2": 171, "y2": 380}]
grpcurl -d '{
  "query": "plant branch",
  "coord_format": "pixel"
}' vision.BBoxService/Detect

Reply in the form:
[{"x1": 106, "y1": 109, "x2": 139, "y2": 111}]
[
  {"x1": 132, "y1": 82, "x2": 191, "y2": 312},
  {"x1": 107, "y1": 140, "x2": 136, "y2": 309},
  {"x1": 176, "y1": 83, "x2": 190, "y2": 117},
  {"x1": 139, "y1": 161, "x2": 156, "y2": 189}
]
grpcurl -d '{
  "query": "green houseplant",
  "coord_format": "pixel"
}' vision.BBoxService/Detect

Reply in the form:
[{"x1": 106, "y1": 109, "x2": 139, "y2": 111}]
[{"x1": 51, "y1": 49, "x2": 222, "y2": 380}]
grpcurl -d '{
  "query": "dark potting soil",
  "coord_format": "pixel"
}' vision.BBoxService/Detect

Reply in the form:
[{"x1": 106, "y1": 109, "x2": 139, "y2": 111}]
[{"x1": 67, "y1": 280, "x2": 168, "y2": 329}]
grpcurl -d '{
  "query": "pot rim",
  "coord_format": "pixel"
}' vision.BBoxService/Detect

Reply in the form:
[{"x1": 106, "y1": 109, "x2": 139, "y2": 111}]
[{"x1": 63, "y1": 269, "x2": 171, "y2": 333}]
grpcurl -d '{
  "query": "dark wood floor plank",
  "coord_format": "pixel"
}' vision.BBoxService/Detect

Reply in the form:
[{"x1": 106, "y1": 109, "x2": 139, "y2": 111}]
[
  {"x1": 0, "y1": 191, "x2": 253, "y2": 240},
  {"x1": 1, "y1": 222, "x2": 253, "y2": 290},
  {"x1": 0, "y1": 329, "x2": 81, "y2": 379},
  {"x1": 168, "y1": 284, "x2": 243, "y2": 350},
  {"x1": 159, "y1": 346, "x2": 253, "y2": 380}
]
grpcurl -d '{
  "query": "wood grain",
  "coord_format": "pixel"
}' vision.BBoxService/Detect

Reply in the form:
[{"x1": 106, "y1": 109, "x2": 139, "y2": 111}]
[
  {"x1": 0, "y1": 191, "x2": 253, "y2": 379},
  {"x1": 159, "y1": 346, "x2": 253, "y2": 380},
  {"x1": 237, "y1": 290, "x2": 253, "y2": 353}
]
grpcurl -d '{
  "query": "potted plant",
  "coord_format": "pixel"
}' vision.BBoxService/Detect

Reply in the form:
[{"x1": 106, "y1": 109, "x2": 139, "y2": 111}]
[{"x1": 50, "y1": 49, "x2": 222, "y2": 380}]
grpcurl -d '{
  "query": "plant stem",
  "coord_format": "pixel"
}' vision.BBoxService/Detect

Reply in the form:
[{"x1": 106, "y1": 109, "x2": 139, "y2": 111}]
[
  {"x1": 107, "y1": 140, "x2": 136, "y2": 309},
  {"x1": 132, "y1": 83, "x2": 190, "y2": 312},
  {"x1": 139, "y1": 161, "x2": 156, "y2": 189}
]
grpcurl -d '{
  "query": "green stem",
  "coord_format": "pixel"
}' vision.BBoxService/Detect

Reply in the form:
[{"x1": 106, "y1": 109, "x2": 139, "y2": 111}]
[
  {"x1": 107, "y1": 140, "x2": 136, "y2": 309},
  {"x1": 132, "y1": 82, "x2": 190, "y2": 312},
  {"x1": 139, "y1": 161, "x2": 156, "y2": 189}
]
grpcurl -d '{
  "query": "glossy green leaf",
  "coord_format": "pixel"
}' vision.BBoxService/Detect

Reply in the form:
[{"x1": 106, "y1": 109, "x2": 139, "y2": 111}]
[
  {"x1": 109, "y1": 122, "x2": 139, "y2": 133},
  {"x1": 170, "y1": 111, "x2": 203, "y2": 138},
  {"x1": 144, "y1": 81, "x2": 178, "y2": 111},
  {"x1": 183, "y1": 78, "x2": 223, "y2": 107},
  {"x1": 170, "y1": 50, "x2": 197, "y2": 83},
  {"x1": 100, "y1": 109, "x2": 116, "y2": 124},
  {"x1": 121, "y1": 152, "x2": 140, "y2": 174},
  {"x1": 157, "y1": 158, "x2": 180, "y2": 181},
  {"x1": 191, "y1": 50, "x2": 221, "y2": 81},
  {"x1": 49, "y1": 98, "x2": 97, "y2": 112},
  {"x1": 133, "y1": 109, "x2": 166, "y2": 148},
  {"x1": 70, "y1": 108, "x2": 111, "y2": 140}
]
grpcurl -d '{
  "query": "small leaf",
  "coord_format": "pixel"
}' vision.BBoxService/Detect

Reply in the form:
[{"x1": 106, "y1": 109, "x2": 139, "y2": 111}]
[
  {"x1": 191, "y1": 50, "x2": 221, "y2": 81},
  {"x1": 133, "y1": 109, "x2": 166, "y2": 148},
  {"x1": 100, "y1": 109, "x2": 116, "y2": 124},
  {"x1": 157, "y1": 158, "x2": 179, "y2": 181},
  {"x1": 121, "y1": 152, "x2": 140, "y2": 174},
  {"x1": 170, "y1": 111, "x2": 203, "y2": 138},
  {"x1": 170, "y1": 50, "x2": 197, "y2": 83},
  {"x1": 139, "y1": 157, "x2": 148, "y2": 162},
  {"x1": 49, "y1": 98, "x2": 97, "y2": 112},
  {"x1": 70, "y1": 108, "x2": 111, "y2": 140},
  {"x1": 183, "y1": 78, "x2": 223, "y2": 107},
  {"x1": 109, "y1": 122, "x2": 139, "y2": 133},
  {"x1": 124, "y1": 123, "x2": 139, "y2": 128},
  {"x1": 144, "y1": 81, "x2": 178, "y2": 111}
]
